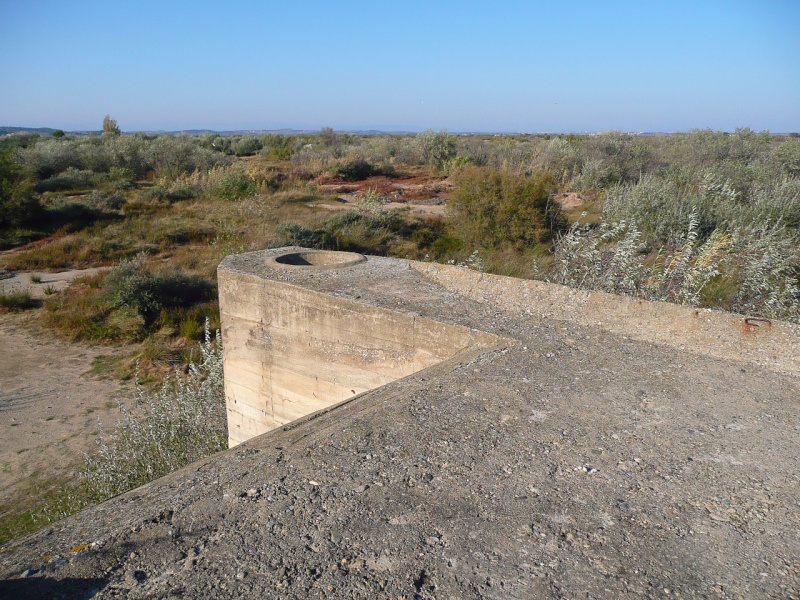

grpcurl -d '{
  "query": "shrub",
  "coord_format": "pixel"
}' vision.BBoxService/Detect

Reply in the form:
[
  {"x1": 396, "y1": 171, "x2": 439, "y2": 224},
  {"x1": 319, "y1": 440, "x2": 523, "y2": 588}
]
[
  {"x1": 18, "y1": 138, "x2": 81, "y2": 179},
  {"x1": 260, "y1": 134, "x2": 293, "y2": 160},
  {"x1": 571, "y1": 158, "x2": 621, "y2": 190},
  {"x1": 351, "y1": 187, "x2": 388, "y2": 214},
  {"x1": 101, "y1": 255, "x2": 163, "y2": 325},
  {"x1": 728, "y1": 222, "x2": 800, "y2": 321},
  {"x1": 101, "y1": 254, "x2": 214, "y2": 327},
  {"x1": 0, "y1": 145, "x2": 39, "y2": 228},
  {"x1": 416, "y1": 129, "x2": 457, "y2": 173},
  {"x1": 230, "y1": 136, "x2": 262, "y2": 157},
  {"x1": 446, "y1": 155, "x2": 477, "y2": 174},
  {"x1": 210, "y1": 167, "x2": 256, "y2": 200},
  {"x1": 333, "y1": 159, "x2": 395, "y2": 181},
  {"x1": 86, "y1": 190, "x2": 126, "y2": 211},
  {"x1": 273, "y1": 223, "x2": 332, "y2": 249},
  {"x1": 335, "y1": 159, "x2": 377, "y2": 181},
  {"x1": 448, "y1": 167, "x2": 566, "y2": 250},
  {"x1": 35, "y1": 167, "x2": 96, "y2": 192},
  {"x1": 146, "y1": 134, "x2": 230, "y2": 178},
  {"x1": 322, "y1": 210, "x2": 403, "y2": 253},
  {"x1": 748, "y1": 178, "x2": 800, "y2": 229},
  {"x1": 81, "y1": 321, "x2": 226, "y2": 501},
  {"x1": 547, "y1": 211, "x2": 799, "y2": 323},
  {"x1": 603, "y1": 175, "x2": 712, "y2": 246},
  {"x1": 549, "y1": 212, "x2": 728, "y2": 305},
  {"x1": 0, "y1": 290, "x2": 37, "y2": 311},
  {"x1": 774, "y1": 139, "x2": 800, "y2": 177}
]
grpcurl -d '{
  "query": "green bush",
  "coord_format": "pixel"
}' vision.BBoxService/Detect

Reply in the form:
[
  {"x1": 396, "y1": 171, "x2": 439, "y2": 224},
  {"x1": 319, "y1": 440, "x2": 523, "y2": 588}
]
[
  {"x1": 572, "y1": 158, "x2": 622, "y2": 190},
  {"x1": 448, "y1": 167, "x2": 567, "y2": 250},
  {"x1": 0, "y1": 290, "x2": 37, "y2": 312},
  {"x1": 165, "y1": 180, "x2": 201, "y2": 202},
  {"x1": 547, "y1": 212, "x2": 799, "y2": 323},
  {"x1": 146, "y1": 134, "x2": 230, "y2": 178},
  {"x1": 417, "y1": 129, "x2": 457, "y2": 173},
  {"x1": 0, "y1": 146, "x2": 39, "y2": 228},
  {"x1": 86, "y1": 190, "x2": 126, "y2": 211},
  {"x1": 322, "y1": 210, "x2": 403, "y2": 253},
  {"x1": 273, "y1": 223, "x2": 333, "y2": 249},
  {"x1": 333, "y1": 159, "x2": 395, "y2": 181},
  {"x1": 749, "y1": 178, "x2": 800, "y2": 229},
  {"x1": 230, "y1": 136, "x2": 262, "y2": 157},
  {"x1": 35, "y1": 167, "x2": 96, "y2": 192},
  {"x1": 603, "y1": 175, "x2": 714, "y2": 246},
  {"x1": 774, "y1": 139, "x2": 800, "y2": 177},
  {"x1": 210, "y1": 167, "x2": 256, "y2": 200},
  {"x1": 18, "y1": 138, "x2": 82, "y2": 179},
  {"x1": 101, "y1": 257, "x2": 163, "y2": 325},
  {"x1": 260, "y1": 134, "x2": 293, "y2": 160},
  {"x1": 728, "y1": 222, "x2": 800, "y2": 321},
  {"x1": 101, "y1": 254, "x2": 214, "y2": 327}
]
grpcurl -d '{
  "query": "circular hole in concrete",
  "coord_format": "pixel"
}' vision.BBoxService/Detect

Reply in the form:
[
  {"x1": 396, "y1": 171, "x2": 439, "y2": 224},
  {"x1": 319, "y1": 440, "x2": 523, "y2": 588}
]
[{"x1": 271, "y1": 250, "x2": 366, "y2": 269}]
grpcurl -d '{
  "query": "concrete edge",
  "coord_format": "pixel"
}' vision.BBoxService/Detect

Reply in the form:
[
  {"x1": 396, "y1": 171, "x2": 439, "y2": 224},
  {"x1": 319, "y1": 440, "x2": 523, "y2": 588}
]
[
  {"x1": 272, "y1": 344, "x2": 513, "y2": 438},
  {"x1": 411, "y1": 261, "x2": 800, "y2": 376}
]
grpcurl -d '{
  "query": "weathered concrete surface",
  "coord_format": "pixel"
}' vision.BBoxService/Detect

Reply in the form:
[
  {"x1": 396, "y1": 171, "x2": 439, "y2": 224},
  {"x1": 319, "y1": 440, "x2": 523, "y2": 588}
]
[
  {"x1": 219, "y1": 251, "x2": 505, "y2": 446},
  {"x1": 0, "y1": 250, "x2": 798, "y2": 599},
  {"x1": 413, "y1": 262, "x2": 800, "y2": 377}
]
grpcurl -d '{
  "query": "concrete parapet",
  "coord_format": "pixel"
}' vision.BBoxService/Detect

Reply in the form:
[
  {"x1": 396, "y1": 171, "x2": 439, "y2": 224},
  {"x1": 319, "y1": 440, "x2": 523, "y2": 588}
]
[{"x1": 412, "y1": 261, "x2": 800, "y2": 377}]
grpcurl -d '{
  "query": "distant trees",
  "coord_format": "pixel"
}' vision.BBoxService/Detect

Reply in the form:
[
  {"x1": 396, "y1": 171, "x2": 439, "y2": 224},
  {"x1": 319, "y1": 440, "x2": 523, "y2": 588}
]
[{"x1": 102, "y1": 115, "x2": 121, "y2": 135}]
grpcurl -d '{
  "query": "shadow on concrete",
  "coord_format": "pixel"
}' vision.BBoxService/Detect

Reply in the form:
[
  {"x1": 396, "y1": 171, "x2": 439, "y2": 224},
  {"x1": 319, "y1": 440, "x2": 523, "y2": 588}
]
[{"x1": 0, "y1": 576, "x2": 107, "y2": 599}]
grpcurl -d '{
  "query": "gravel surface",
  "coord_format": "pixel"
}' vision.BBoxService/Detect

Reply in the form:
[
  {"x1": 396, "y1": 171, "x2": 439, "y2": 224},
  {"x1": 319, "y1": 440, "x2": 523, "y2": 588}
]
[{"x1": 1, "y1": 253, "x2": 798, "y2": 599}]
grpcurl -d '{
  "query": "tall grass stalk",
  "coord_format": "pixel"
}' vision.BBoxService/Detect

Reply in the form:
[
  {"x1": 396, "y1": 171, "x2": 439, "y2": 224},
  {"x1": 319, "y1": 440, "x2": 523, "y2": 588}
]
[
  {"x1": 548, "y1": 212, "x2": 798, "y2": 323},
  {"x1": 81, "y1": 320, "x2": 227, "y2": 501}
]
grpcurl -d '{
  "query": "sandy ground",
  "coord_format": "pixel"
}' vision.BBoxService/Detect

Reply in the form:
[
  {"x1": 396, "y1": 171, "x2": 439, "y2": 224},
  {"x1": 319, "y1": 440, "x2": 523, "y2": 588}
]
[
  {"x1": 0, "y1": 267, "x2": 109, "y2": 299},
  {"x1": 0, "y1": 311, "x2": 132, "y2": 509}
]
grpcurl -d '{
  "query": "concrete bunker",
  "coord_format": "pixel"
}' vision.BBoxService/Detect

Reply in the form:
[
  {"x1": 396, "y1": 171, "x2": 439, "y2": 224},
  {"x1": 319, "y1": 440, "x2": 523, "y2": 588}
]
[{"x1": 218, "y1": 249, "x2": 506, "y2": 447}]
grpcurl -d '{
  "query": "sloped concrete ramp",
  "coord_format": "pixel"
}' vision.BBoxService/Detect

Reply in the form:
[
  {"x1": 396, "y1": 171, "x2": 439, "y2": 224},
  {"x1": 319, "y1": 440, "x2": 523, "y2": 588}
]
[{"x1": 1, "y1": 250, "x2": 798, "y2": 599}]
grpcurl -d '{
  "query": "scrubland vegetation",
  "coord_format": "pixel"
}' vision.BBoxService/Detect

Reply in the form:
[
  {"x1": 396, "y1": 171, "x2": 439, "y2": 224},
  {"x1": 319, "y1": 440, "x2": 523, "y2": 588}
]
[{"x1": 1, "y1": 124, "x2": 798, "y2": 541}]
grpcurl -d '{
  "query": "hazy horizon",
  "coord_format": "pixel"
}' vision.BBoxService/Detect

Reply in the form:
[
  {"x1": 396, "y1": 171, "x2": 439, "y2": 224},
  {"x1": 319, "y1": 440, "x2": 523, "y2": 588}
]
[{"x1": 3, "y1": 125, "x2": 799, "y2": 137}]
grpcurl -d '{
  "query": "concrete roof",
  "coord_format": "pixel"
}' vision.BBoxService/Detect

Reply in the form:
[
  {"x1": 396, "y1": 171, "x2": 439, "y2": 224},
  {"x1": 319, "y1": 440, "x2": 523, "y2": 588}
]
[{"x1": 1, "y1": 251, "x2": 798, "y2": 599}]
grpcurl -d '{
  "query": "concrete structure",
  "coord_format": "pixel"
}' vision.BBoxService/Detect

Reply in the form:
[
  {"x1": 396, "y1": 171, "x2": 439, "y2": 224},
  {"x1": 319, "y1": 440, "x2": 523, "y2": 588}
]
[
  {"x1": 219, "y1": 249, "x2": 506, "y2": 447},
  {"x1": 1, "y1": 249, "x2": 798, "y2": 599}
]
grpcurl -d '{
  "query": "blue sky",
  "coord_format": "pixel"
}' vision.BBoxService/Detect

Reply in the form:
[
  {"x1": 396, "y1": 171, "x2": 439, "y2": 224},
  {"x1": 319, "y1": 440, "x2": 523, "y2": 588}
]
[{"x1": 1, "y1": 1, "x2": 798, "y2": 133}]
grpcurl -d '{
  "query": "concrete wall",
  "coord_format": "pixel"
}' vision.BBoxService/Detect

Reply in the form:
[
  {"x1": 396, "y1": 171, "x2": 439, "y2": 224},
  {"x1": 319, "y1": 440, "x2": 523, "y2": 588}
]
[{"x1": 218, "y1": 265, "x2": 502, "y2": 447}]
